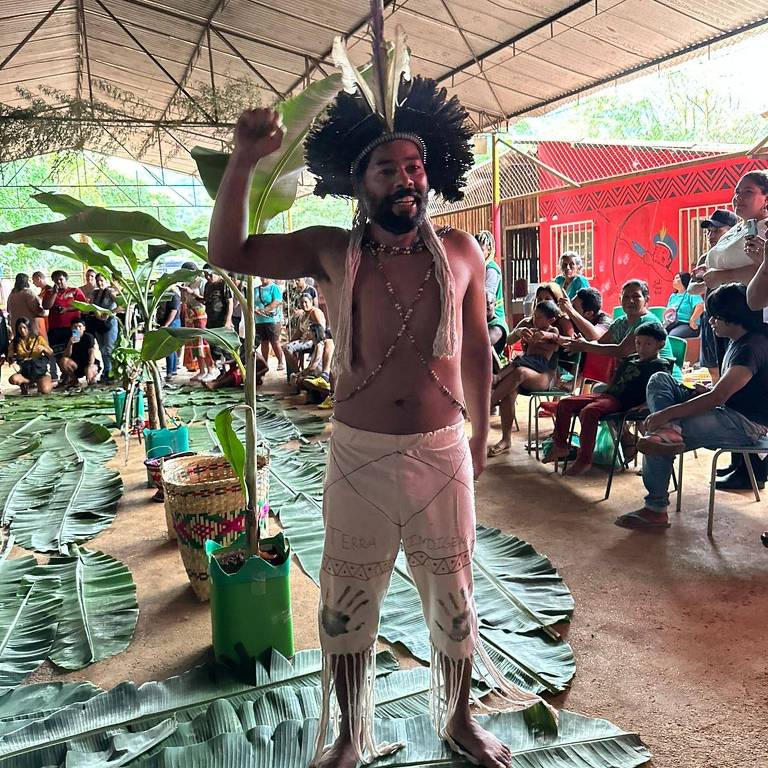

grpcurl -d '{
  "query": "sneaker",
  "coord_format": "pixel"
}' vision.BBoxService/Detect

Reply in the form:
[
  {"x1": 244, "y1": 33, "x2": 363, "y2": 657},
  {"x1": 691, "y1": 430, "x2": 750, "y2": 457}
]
[
  {"x1": 319, "y1": 396, "x2": 334, "y2": 410},
  {"x1": 636, "y1": 426, "x2": 685, "y2": 456},
  {"x1": 303, "y1": 375, "x2": 331, "y2": 392}
]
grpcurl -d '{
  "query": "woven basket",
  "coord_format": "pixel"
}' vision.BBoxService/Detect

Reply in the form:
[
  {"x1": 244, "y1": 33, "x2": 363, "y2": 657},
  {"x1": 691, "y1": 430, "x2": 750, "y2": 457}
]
[{"x1": 162, "y1": 454, "x2": 270, "y2": 601}]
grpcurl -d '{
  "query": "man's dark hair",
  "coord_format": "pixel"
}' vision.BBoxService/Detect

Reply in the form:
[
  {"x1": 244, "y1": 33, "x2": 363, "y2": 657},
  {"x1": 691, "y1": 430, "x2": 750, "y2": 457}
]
[
  {"x1": 706, "y1": 283, "x2": 763, "y2": 331},
  {"x1": 70, "y1": 318, "x2": 85, "y2": 328},
  {"x1": 181, "y1": 261, "x2": 197, "y2": 271},
  {"x1": 51, "y1": 269, "x2": 68, "y2": 281},
  {"x1": 621, "y1": 279, "x2": 650, "y2": 299},
  {"x1": 535, "y1": 299, "x2": 559, "y2": 320},
  {"x1": 635, "y1": 321, "x2": 667, "y2": 343},
  {"x1": 575, "y1": 287, "x2": 602, "y2": 315}
]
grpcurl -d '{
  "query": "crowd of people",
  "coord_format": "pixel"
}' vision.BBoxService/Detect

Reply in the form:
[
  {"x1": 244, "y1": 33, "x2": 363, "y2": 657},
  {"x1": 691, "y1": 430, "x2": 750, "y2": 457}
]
[
  {"x1": 0, "y1": 266, "x2": 335, "y2": 406},
  {"x1": 480, "y1": 168, "x2": 768, "y2": 530}
]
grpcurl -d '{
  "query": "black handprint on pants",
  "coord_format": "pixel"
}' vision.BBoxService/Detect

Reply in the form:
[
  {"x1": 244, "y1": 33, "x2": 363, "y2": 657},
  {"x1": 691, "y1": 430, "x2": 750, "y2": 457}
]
[
  {"x1": 435, "y1": 588, "x2": 471, "y2": 642},
  {"x1": 321, "y1": 586, "x2": 369, "y2": 637}
]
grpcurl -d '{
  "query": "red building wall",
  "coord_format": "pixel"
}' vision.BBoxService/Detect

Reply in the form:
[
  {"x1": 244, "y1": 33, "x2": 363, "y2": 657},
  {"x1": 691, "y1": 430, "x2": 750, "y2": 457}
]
[{"x1": 537, "y1": 155, "x2": 766, "y2": 311}]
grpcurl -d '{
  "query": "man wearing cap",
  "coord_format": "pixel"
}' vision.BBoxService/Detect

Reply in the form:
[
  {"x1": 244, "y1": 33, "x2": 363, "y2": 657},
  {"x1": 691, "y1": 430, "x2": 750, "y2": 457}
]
[{"x1": 690, "y1": 209, "x2": 739, "y2": 380}]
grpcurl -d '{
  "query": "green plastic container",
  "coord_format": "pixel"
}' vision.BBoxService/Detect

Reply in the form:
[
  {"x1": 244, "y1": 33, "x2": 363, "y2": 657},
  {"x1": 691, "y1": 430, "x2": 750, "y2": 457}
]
[
  {"x1": 143, "y1": 425, "x2": 190, "y2": 458},
  {"x1": 113, "y1": 389, "x2": 145, "y2": 427},
  {"x1": 205, "y1": 532, "x2": 294, "y2": 669}
]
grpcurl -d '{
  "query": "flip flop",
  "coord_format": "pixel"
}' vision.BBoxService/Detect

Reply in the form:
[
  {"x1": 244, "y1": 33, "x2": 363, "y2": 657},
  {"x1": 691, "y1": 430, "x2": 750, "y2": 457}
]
[
  {"x1": 615, "y1": 510, "x2": 670, "y2": 529},
  {"x1": 487, "y1": 443, "x2": 510, "y2": 458}
]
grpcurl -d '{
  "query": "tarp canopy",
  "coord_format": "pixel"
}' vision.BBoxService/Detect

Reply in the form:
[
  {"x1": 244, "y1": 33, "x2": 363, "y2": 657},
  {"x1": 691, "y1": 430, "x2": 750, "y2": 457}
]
[{"x1": 1, "y1": 0, "x2": 767, "y2": 174}]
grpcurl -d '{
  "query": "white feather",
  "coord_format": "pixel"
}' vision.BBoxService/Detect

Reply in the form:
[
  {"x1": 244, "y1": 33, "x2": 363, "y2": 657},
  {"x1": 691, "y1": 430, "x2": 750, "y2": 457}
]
[
  {"x1": 332, "y1": 36, "x2": 377, "y2": 114},
  {"x1": 385, "y1": 27, "x2": 411, "y2": 130}
]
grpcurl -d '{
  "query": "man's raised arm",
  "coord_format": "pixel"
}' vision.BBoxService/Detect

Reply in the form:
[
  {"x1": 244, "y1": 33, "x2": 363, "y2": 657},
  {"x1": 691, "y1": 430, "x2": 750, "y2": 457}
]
[{"x1": 208, "y1": 109, "x2": 330, "y2": 280}]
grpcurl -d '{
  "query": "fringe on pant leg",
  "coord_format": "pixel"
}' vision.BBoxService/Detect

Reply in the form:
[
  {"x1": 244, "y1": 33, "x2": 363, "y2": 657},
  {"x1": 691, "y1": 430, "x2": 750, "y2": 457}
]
[
  {"x1": 429, "y1": 616, "x2": 558, "y2": 750},
  {"x1": 310, "y1": 647, "x2": 404, "y2": 767}
]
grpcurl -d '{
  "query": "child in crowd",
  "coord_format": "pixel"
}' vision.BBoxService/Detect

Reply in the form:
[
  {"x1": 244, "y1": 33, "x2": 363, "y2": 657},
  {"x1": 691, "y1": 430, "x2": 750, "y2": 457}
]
[
  {"x1": 488, "y1": 300, "x2": 564, "y2": 456},
  {"x1": 543, "y1": 322, "x2": 672, "y2": 475}
]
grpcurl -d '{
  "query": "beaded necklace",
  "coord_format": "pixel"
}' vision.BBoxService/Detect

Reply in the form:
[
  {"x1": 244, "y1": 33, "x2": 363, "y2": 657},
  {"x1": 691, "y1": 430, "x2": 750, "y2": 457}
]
[{"x1": 334, "y1": 243, "x2": 466, "y2": 414}]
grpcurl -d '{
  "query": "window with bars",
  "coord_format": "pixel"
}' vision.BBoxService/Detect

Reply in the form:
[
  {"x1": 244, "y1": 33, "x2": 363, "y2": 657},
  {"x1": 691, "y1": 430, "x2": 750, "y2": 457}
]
[
  {"x1": 549, "y1": 220, "x2": 594, "y2": 280},
  {"x1": 678, "y1": 203, "x2": 733, "y2": 271}
]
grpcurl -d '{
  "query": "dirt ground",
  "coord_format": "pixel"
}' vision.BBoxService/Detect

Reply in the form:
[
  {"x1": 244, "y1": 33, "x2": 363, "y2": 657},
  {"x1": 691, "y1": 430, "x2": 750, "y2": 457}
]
[{"x1": 16, "y1": 371, "x2": 768, "y2": 767}]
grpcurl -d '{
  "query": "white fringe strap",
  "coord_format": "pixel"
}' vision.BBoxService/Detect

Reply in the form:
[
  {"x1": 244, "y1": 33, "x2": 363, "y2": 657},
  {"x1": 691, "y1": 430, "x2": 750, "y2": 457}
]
[
  {"x1": 310, "y1": 648, "x2": 404, "y2": 767},
  {"x1": 419, "y1": 215, "x2": 457, "y2": 360},
  {"x1": 430, "y1": 632, "x2": 559, "y2": 749},
  {"x1": 334, "y1": 206, "x2": 366, "y2": 374}
]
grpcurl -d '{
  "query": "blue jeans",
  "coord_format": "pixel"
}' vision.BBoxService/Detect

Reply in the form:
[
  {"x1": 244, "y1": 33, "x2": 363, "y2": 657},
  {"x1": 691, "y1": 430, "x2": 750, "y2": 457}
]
[
  {"x1": 642, "y1": 372, "x2": 767, "y2": 511},
  {"x1": 165, "y1": 317, "x2": 181, "y2": 375},
  {"x1": 94, "y1": 319, "x2": 118, "y2": 377}
]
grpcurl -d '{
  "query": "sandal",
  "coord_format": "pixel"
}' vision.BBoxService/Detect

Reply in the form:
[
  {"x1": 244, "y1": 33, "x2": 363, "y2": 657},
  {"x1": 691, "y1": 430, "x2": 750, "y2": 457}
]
[
  {"x1": 615, "y1": 509, "x2": 670, "y2": 529},
  {"x1": 487, "y1": 442, "x2": 510, "y2": 458}
]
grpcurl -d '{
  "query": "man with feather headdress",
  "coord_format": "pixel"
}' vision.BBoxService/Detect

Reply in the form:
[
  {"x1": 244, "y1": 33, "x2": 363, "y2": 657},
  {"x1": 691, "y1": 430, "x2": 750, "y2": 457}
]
[{"x1": 208, "y1": 6, "x2": 553, "y2": 767}]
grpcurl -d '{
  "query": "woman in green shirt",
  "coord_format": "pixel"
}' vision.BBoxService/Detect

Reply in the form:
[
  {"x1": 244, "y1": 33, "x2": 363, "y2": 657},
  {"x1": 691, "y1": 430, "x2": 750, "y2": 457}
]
[{"x1": 554, "y1": 251, "x2": 590, "y2": 299}]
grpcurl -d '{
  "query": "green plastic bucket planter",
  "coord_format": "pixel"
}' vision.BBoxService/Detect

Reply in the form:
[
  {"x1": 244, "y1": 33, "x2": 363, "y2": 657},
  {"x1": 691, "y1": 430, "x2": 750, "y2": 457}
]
[
  {"x1": 143, "y1": 424, "x2": 190, "y2": 458},
  {"x1": 113, "y1": 388, "x2": 145, "y2": 427},
  {"x1": 205, "y1": 532, "x2": 294, "y2": 670}
]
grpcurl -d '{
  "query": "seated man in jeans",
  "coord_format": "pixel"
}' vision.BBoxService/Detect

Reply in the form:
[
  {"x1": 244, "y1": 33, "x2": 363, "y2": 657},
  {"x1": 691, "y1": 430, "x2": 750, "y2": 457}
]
[{"x1": 617, "y1": 283, "x2": 768, "y2": 529}]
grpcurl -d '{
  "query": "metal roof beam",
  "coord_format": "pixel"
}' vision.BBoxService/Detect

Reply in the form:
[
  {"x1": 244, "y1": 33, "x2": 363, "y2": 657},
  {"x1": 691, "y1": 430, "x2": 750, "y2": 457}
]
[
  {"x1": 485, "y1": 13, "x2": 768, "y2": 128},
  {"x1": 0, "y1": 0, "x2": 68, "y2": 71},
  {"x1": 153, "y1": 0, "x2": 228, "y2": 126},
  {"x1": 211, "y1": 27, "x2": 284, "y2": 99},
  {"x1": 283, "y1": 0, "x2": 396, "y2": 96},
  {"x1": 114, "y1": 0, "x2": 335, "y2": 66},
  {"x1": 436, "y1": 0, "x2": 594, "y2": 84},
  {"x1": 437, "y1": 0, "x2": 506, "y2": 119},
  {"x1": 92, "y1": 0, "x2": 215, "y2": 122},
  {"x1": 497, "y1": 137, "x2": 581, "y2": 188},
  {"x1": 77, "y1": 0, "x2": 95, "y2": 109}
]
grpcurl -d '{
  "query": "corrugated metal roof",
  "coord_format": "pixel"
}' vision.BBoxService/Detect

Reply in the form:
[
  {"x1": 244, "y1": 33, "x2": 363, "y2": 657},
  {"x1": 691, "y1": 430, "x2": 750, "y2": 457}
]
[
  {"x1": 428, "y1": 138, "x2": 759, "y2": 214},
  {"x1": 0, "y1": 0, "x2": 766, "y2": 175}
]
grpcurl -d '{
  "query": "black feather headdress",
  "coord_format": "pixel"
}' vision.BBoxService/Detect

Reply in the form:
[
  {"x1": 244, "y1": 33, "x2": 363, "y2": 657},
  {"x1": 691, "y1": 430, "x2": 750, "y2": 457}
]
[{"x1": 305, "y1": 75, "x2": 474, "y2": 202}]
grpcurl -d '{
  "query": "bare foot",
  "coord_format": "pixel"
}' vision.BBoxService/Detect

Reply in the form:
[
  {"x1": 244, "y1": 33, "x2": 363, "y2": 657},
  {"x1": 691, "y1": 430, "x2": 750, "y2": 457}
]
[
  {"x1": 565, "y1": 461, "x2": 592, "y2": 476},
  {"x1": 487, "y1": 440, "x2": 510, "y2": 458},
  {"x1": 446, "y1": 718, "x2": 511, "y2": 768},
  {"x1": 541, "y1": 444, "x2": 569, "y2": 464},
  {"x1": 311, "y1": 732, "x2": 359, "y2": 768}
]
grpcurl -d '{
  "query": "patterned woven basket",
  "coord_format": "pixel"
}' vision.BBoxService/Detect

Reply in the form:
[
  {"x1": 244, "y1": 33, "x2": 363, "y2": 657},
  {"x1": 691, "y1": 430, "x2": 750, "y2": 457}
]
[{"x1": 162, "y1": 454, "x2": 270, "y2": 601}]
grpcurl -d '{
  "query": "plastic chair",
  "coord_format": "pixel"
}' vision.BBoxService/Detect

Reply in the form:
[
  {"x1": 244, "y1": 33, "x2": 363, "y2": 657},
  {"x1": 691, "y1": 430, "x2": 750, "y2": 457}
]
[
  {"x1": 667, "y1": 336, "x2": 687, "y2": 370},
  {"x1": 522, "y1": 352, "x2": 582, "y2": 460},
  {"x1": 675, "y1": 438, "x2": 768, "y2": 535},
  {"x1": 612, "y1": 306, "x2": 665, "y2": 322}
]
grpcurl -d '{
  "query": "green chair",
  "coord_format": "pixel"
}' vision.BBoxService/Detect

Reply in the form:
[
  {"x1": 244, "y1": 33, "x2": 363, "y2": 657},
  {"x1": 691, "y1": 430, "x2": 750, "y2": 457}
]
[
  {"x1": 613, "y1": 306, "x2": 665, "y2": 322},
  {"x1": 667, "y1": 335, "x2": 687, "y2": 370}
]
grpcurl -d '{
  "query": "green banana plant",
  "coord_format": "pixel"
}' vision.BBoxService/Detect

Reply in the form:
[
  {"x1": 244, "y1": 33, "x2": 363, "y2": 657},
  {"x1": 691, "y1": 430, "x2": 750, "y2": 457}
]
[
  {"x1": 142, "y1": 71, "x2": 344, "y2": 557},
  {"x1": 0, "y1": 192, "x2": 205, "y2": 433}
]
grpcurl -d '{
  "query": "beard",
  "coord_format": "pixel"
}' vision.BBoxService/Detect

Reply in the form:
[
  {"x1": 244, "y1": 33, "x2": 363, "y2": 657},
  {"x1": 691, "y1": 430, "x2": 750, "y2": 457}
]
[{"x1": 366, "y1": 189, "x2": 427, "y2": 235}]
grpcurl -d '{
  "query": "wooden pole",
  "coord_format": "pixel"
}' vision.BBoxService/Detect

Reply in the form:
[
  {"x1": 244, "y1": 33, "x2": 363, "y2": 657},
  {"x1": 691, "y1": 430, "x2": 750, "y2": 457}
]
[{"x1": 491, "y1": 133, "x2": 502, "y2": 265}]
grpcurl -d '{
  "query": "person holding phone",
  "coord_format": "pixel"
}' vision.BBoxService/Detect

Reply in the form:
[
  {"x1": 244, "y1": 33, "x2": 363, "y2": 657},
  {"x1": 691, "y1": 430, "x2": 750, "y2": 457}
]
[
  {"x1": 59, "y1": 319, "x2": 100, "y2": 387},
  {"x1": 41, "y1": 270, "x2": 86, "y2": 374}
]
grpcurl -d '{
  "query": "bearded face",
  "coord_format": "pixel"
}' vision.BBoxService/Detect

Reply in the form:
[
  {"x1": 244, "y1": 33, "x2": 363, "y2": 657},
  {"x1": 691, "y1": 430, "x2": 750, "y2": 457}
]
[{"x1": 360, "y1": 139, "x2": 430, "y2": 235}]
